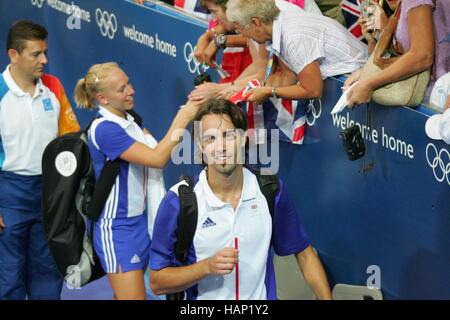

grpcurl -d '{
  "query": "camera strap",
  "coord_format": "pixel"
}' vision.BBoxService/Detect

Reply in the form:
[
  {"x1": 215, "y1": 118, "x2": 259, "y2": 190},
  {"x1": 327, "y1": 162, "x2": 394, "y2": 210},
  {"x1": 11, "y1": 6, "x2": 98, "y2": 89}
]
[{"x1": 361, "y1": 104, "x2": 375, "y2": 173}]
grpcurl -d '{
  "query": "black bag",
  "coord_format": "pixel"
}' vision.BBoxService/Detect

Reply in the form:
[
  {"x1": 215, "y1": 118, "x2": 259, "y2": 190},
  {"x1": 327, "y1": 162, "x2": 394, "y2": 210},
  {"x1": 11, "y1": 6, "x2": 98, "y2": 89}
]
[
  {"x1": 166, "y1": 170, "x2": 279, "y2": 300},
  {"x1": 42, "y1": 110, "x2": 142, "y2": 288}
]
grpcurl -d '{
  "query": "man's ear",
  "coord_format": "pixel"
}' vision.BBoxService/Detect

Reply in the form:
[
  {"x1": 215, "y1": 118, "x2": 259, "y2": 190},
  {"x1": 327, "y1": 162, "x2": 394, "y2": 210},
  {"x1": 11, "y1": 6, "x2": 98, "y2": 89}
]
[{"x1": 8, "y1": 48, "x2": 20, "y2": 64}]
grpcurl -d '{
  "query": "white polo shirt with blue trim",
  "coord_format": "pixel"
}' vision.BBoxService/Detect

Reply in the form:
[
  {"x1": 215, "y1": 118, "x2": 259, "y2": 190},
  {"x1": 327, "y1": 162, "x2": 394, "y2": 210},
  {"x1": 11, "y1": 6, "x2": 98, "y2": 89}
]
[
  {"x1": 150, "y1": 167, "x2": 310, "y2": 300},
  {"x1": 0, "y1": 66, "x2": 60, "y2": 175}
]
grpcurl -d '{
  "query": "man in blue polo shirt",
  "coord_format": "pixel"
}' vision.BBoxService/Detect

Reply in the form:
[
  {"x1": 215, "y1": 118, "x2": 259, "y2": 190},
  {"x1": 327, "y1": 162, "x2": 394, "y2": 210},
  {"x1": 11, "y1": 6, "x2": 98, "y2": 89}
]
[{"x1": 149, "y1": 98, "x2": 331, "y2": 300}]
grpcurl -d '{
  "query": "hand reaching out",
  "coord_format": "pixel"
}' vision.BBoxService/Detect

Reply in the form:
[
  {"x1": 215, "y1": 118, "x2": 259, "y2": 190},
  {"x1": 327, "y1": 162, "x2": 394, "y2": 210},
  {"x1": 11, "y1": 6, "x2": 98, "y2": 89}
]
[
  {"x1": 346, "y1": 79, "x2": 374, "y2": 108},
  {"x1": 218, "y1": 83, "x2": 242, "y2": 99},
  {"x1": 181, "y1": 99, "x2": 204, "y2": 119},
  {"x1": 188, "y1": 82, "x2": 225, "y2": 102},
  {"x1": 342, "y1": 69, "x2": 362, "y2": 92},
  {"x1": 246, "y1": 87, "x2": 272, "y2": 104}
]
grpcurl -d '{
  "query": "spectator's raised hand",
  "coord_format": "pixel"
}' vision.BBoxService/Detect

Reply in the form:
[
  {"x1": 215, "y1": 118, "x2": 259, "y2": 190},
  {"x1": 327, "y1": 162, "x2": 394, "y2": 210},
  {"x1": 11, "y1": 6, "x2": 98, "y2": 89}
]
[
  {"x1": 359, "y1": 1, "x2": 388, "y2": 53},
  {"x1": 346, "y1": 79, "x2": 374, "y2": 108},
  {"x1": 358, "y1": 16, "x2": 377, "y2": 43},
  {"x1": 188, "y1": 82, "x2": 224, "y2": 102},
  {"x1": 202, "y1": 41, "x2": 219, "y2": 69},
  {"x1": 369, "y1": 1, "x2": 388, "y2": 31},
  {"x1": 342, "y1": 69, "x2": 362, "y2": 92},
  {"x1": 218, "y1": 83, "x2": 242, "y2": 99},
  {"x1": 194, "y1": 33, "x2": 211, "y2": 65},
  {"x1": 246, "y1": 87, "x2": 272, "y2": 104}
]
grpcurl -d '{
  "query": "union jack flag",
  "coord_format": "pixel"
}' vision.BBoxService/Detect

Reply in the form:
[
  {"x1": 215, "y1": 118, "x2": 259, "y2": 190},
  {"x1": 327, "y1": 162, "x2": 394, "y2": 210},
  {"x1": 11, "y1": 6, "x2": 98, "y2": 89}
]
[
  {"x1": 174, "y1": 0, "x2": 210, "y2": 19},
  {"x1": 230, "y1": 80, "x2": 321, "y2": 145},
  {"x1": 341, "y1": 0, "x2": 364, "y2": 41}
]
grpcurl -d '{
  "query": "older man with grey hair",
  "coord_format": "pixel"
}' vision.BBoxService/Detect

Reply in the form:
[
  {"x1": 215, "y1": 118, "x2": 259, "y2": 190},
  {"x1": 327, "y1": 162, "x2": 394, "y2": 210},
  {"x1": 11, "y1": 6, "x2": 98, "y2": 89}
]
[{"x1": 226, "y1": 0, "x2": 366, "y2": 104}]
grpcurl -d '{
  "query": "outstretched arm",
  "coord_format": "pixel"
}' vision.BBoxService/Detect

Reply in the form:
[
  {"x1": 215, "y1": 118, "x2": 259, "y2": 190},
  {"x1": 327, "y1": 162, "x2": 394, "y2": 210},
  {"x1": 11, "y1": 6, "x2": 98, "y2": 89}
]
[
  {"x1": 246, "y1": 60, "x2": 323, "y2": 104},
  {"x1": 119, "y1": 100, "x2": 201, "y2": 168}
]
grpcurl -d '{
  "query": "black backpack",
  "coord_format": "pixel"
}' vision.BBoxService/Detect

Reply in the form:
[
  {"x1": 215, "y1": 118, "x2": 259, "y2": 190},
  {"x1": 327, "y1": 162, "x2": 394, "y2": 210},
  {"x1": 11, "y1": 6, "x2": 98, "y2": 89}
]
[
  {"x1": 166, "y1": 170, "x2": 280, "y2": 300},
  {"x1": 41, "y1": 110, "x2": 142, "y2": 288}
]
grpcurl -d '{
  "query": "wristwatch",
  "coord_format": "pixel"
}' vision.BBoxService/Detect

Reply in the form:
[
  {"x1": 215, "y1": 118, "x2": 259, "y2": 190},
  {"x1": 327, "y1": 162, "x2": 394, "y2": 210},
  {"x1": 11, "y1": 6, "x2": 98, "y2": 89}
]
[
  {"x1": 216, "y1": 34, "x2": 227, "y2": 49},
  {"x1": 271, "y1": 87, "x2": 278, "y2": 98}
]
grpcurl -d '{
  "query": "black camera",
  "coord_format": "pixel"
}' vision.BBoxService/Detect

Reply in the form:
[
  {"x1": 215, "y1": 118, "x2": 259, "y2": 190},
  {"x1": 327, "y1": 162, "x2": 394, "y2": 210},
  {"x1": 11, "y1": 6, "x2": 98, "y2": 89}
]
[
  {"x1": 194, "y1": 72, "x2": 211, "y2": 86},
  {"x1": 339, "y1": 125, "x2": 365, "y2": 161}
]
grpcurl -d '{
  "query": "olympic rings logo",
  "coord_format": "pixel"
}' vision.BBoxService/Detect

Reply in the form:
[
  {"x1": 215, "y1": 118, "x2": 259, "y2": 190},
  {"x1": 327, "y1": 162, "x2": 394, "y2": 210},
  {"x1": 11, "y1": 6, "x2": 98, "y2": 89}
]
[
  {"x1": 31, "y1": 0, "x2": 44, "y2": 8},
  {"x1": 306, "y1": 99, "x2": 322, "y2": 126},
  {"x1": 183, "y1": 42, "x2": 208, "y2": 75},
  {"x1": 425, "y1": 143, "x2": 450, "y2": 186},
  {"x1": 95, "y1": 9, "x2": 118, "y2": 40}
]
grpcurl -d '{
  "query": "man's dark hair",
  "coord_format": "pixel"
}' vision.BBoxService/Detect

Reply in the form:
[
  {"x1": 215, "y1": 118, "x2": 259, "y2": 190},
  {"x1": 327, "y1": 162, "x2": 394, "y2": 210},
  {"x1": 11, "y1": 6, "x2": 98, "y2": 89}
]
[
  {"x1": 7, "y1": 20, "x2": 48, "y2": 53},
  {"x1": 193, "y1": 98, "x2": 248, "y2": 166},
  {"x1": 194, "y1": 98, "x2": 248, "y2": 132},
  {"x1": 200, "y1": 0, "x2": 229, "y2": 10}
]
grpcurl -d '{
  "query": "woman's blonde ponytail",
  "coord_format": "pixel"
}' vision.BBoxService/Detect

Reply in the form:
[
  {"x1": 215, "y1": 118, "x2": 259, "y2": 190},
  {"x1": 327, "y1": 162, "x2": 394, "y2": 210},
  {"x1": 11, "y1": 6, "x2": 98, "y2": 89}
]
[{"x1": 74, "y1": 62, "x2": 120, "y2": 110}]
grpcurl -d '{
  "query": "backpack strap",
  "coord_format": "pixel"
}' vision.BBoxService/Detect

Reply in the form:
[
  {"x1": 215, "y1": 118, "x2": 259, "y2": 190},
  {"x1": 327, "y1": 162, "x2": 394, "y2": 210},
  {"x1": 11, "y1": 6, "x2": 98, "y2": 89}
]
[
  {"x1": 174, "y1": 175, "x2": 198, "y2": 265},
  {"x1": 86, "y1": 159, "x2": 120, "y2": 221},
  {"x1": 253, "y1": 170, "x2": 280, "y2": 219},
  {"x1": 127, "y1": 109, "x2": 143, "y2": 127},
  {"x1": 166, "y1": 175, "x2": 197, "y2": 301}
]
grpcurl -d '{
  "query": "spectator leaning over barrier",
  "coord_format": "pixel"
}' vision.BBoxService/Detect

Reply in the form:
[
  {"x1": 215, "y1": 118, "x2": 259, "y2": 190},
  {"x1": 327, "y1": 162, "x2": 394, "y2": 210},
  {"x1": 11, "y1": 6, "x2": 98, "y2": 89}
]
[
  {"x1": 149, "y1": 98, "x2": 332, "y2": 300},
  {"x1": 344, "y1": 0, "x2": 450, "y2": 108},
  {"x1": 226, "y1": 0, "x2": 366, "y2": 104},
  {"x1": 194, "y1": 0, "x2": 322, "y2": 72},
  {"x1": 190, "y1": 0, "x2": 324, "y2": 102},
  {"x1": 74, "y1": 62, "x2": 201, "y2": 300},
  {"x1": 193, "y1": 0, "x2": 253, "y2": 86},
  {"x1": 0, "y1": 20, "x2": 80, "y2": 300}
]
